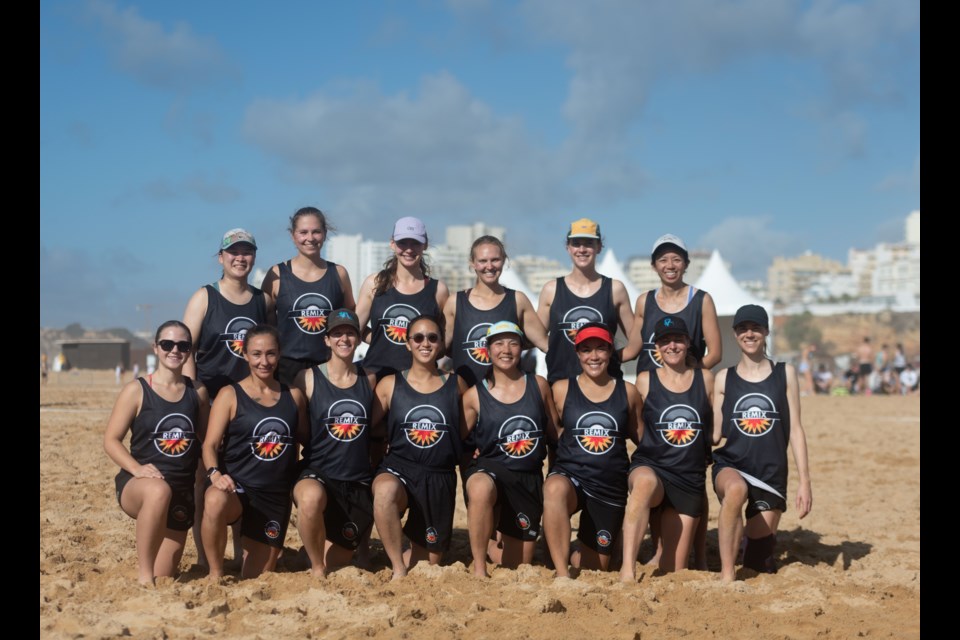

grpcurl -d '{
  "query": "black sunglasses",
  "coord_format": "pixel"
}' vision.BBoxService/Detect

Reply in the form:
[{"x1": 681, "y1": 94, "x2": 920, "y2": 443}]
[
  {"x1": 158, "y1": 340, "x2": 192, "y2": 353},
  {"x1": 410, "y1": 332, "x2": 440, "y2": 344}
]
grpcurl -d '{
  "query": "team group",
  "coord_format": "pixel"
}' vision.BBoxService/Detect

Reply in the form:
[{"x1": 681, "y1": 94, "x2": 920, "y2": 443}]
[{"x1": 103, "y1": 208, "x2": 812, "y2": 586}]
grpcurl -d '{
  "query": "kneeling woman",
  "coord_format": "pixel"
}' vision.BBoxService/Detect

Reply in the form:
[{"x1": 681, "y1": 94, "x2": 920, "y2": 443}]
[
  {"x1": 293, "y1": 309, "x2": 377, "y2": 577},
  {"x1": 201, "y1": 325, "x2": 307, "y2": 579},
  {"x1": 371, "y1": 315, "x2": 461, "y2": 579},
  {"x1": 713, "y1": 305, "x2": 812, "y2": 582},
  {"x1": 620, "y1": 316, "x2": 713, "y2": 581},
  {"x1": 104, "y1": 321, "x2": 210, "y2": 585},
  {"x1": 543, "y1": 323, "x2": 642, "y2": 578},
  {"x1": 460, "y1": 321, "x2": 559, "y2": 577}
]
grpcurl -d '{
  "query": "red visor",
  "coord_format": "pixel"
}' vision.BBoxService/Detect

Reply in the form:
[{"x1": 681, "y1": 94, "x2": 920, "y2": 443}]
[{"x1": 574, "y1": 325, "x2": 613, "y2": 345}]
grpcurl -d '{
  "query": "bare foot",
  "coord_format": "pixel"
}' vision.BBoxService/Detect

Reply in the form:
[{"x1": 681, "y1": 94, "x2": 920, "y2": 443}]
[
  {"x1": 310, "y1": 566, "x2": 327, "y2": 579},
  {"x1": 619, "y1": 567, "x2": 636, "y2": 583}
]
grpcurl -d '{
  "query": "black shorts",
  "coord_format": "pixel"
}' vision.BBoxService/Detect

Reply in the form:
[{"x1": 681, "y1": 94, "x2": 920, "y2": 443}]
[
  {"x1": 115, "y1": 470, "x2": 195, "y2": 531},
  {"x1": 464, "y1": 460, "x2": 543, "y2": 541},
  {"x1": 858, "y1": 363, "x2": 873, "y2": 377},
  {"x1": 376, "y1": 457, "x2": 456, "y2": 552},
  {"x1": 296, "y1": 469, "x2": 374, "y2": 550},
  {"x1": 235, "y1": 483, "x2": 293, "y2": 549},
  {"x1": 277, "y1": 356, "x2": 324, "y2": 387},
  {"x1": 658, "y1": 475, "x2": 704, "y2": 519},
  {"x1": 712, "y1": 466, "x2": 787, "y2": 520},
  {"x1": 548, "y1": 470, "x2": 624, "y2": 555}
]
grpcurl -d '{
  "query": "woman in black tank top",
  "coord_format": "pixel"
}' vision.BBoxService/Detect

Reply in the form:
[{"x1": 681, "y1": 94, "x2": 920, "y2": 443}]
[
  {"x1": 201, "y1": 325, "x2": 307, "y2": 580},
  {"x1": 357, "y1": 217, "x2": 450, "y2": 378},
  {"x1": 261, "y1": 207, "x2": 356, "y2": 384},
  {"x1": 443, "y1": 235, "x2": 548, "y2": 387},
  {"x1": 713, "y1": 305, "x2": 812, "y2": 582},
  {"x1": 104, "y1": 321, "x2": 210, "y2": 586},
  {"x1": 370, "y1": 315, "x2": 461, "y2": 579},
  {"x1": 620, "y1": 316, "x2": 715, "y2": 581},
  {"x1": 460, "y1": 321, "x2": 559, "y2": 577}
]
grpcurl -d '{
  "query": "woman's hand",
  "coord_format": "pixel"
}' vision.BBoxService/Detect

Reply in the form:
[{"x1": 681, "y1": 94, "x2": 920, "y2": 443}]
[
  {"x1": 133, "y1": 463, "x2": 164, "y2": 479},
  {"x1": 210, "y1": 471, "x2": 237, "y2": 493}
]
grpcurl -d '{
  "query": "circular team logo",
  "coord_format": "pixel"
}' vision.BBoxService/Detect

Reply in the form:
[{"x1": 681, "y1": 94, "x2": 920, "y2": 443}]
[
  {"x1": 656, "y1": 404, "x2": 702, "y2": 448},
  {"x1": 287, "y1": 292, "x2": 333, "y2": 335},
  {"x1": 341, "y1": 522, "x2": 359, "y2": 542},
  {"x1": 264, "y1": 520, "x2": 281, "y2": 540},
  {"x1": 219, "y1": 316, "x2": 257, "y2": 359},
  {"x1": 731, "y1": 393, "x2": 779, "y2": 437},
  {"x1": 251, "y1": 417, "x2": 292, "y2": 460},
  {"x1": 560, "y1": 306, "x2": 604, "y2": 344},
  {"x1": 644, "y1": 332, "x2": 664, "y2": 368},
  {"x1": 380, "y1": 303, "x2": 420, "y2": 345},
  {"x1": 402, "y1": 405, "x2": 447, "y2": 449},
  {"x1": 172, "y1": 505, "x2": 189, "y2": 523},
  {"x1": 461, "y1": 323, "x2": 492, "y2": 365},
  {"x1": 425, "y1": 527, "x2": 439, "y2": 545},
  {"x1": 596, "y1": 530, "x2": 613, "y2": 548},
  {"x1": 325, "y1": 398, "x2": 367, "y2": 442},
  {"x1": 754, "y1": 500, "x2": 772, "y2": 512},
  {"x1": 498, "y1": 415, "x2": 540, "y2": 459},
  {"x1": 573, "y1": 411, "x2": 618, "y2": 455},
  {"x1": 152, "y1": 413, "x2": 195, "y2": 457},
  {"x1": 515, "y1": 512, "x2": 531, "y2": 531}
]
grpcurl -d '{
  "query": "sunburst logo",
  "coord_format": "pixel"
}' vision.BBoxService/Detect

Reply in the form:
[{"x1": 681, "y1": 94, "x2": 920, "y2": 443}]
[
  {"x1": 251, "y1": 417, "x2": 292, "y2": 461},
  {"x1": 219, "y1": 316, "x2": 257, "y2": 359},
  {"x1": 516, "y1": 513, "x2": 531, "y2": 530},
  {"x1": 425, "y1": 527, "x2": 438, "y2": 544},
  {"x1": 462, "y1": 323, "x2": 492, "y2": 365},
  {"x1": 560, "y1": 306, "x2": 604, "y2": 344},
  {"x1": 498, "y1": 416, "x2": 541, "y2": 459},
  {"x1": 152, "y1": 414, "x2": 195, "y2": 458},
  {"x1": 574, "y1": 411, "x2": 618, "y2": 455},
  {"x1": 264, "y1": 521, "x2": 281, "y2": 539},
  {"x1": 288, "y1": 293, "x2": 333, "y2": 335},
  {"x1": 731, "y1": 393, "x2": 778, "y2": 437},
  {"x1": 254, "y1": 436, "x2": 286, "y2": 458},
  {"x1": 342, "y1": 522, "x2": 359, "y2": 541},
  {"x1": 380, "y1": 304, "x2": 419, "y2": 345},
  {"x1": 402, "y1": 405, "x2": 447, "y2": 449},
  {"x1": 325, "y1": 399, "x2": 367, "y2": 442},
  {"x1": 596, "y1": 530, "x2": 612, "y2": 548},
  {"x1": 644, "y1": 332, "x2": 664, "y2": 368},
  {"x1": 656, "y1": 404, "x2": 702, "y2": 448}
]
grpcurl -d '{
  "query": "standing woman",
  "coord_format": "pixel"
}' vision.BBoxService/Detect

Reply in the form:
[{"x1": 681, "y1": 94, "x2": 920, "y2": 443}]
[
  {"x1": 292, "y1": 309, "x2": 377, "y2": 578},
  {"x1": 542, "y1": 323, "x2": 642, "y2": 578},
  {"x1": 183, "y1": 229, "x2": 271, "y2": 398},
  {"x1": 620, "y1": 316, "x2": 714, "y2": 581},
  {"x1": 622, "y1": 234, "x2": 721, "y2": 373},
  {"x1": 201, "y1": 325, "x2": 307, "y2": 579},
  {"x1": 261, "y1": 207, "x2": 356, "y2": 386},
  {"x1": 537, "y1": 218, "x2": 633, "y2": 384},
  {"x1": 713, "y1": 305, "x2": 812, "y2": 582},
  {"x1": 443, "y1": 236, "x2": 548, "y2": 388},
  {"x1": 370, "y1": 315, "x2": 461, "y2": 579},
  {"x1": 357, "y1": 217, "x2": 449, "y2": 380},
  {"x1": 460, "y1": 321, "x2": 559, "y2": 577},
  {"x1": 104, "y1": 321, "x2": 210, "y2": 585}
]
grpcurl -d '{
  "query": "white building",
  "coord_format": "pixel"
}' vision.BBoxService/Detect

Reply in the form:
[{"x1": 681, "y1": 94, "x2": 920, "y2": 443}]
[
  {"x1": 510, "y1": 255, "x2": 567, "y2": 293},
  {"x1": 445, "y1": 223, "x2": 506, "y2": 258},
  {"x1": 906, "y1": 210, "x2": 920, "y2": 245},
  {"x1": 325, "y1": 234, "x2": 393, "y2": 285},
  {"x1": 626, "y1": 250, "x2": 715, "y2": 293}
]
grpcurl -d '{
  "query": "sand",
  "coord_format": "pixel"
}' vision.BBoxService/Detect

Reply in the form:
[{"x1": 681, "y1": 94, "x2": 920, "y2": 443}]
[{"x1": 40, "y1": 371, "x2": 920, "y2": 639}]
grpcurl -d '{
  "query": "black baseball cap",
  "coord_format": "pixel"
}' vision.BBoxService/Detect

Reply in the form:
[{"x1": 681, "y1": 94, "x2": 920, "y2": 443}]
[
  {"x1": 653, "y1": 315, "x2": 690, "y2": 341},
  {"x1": 732, "y1": 304, "x2": 769, "y2": 329}
]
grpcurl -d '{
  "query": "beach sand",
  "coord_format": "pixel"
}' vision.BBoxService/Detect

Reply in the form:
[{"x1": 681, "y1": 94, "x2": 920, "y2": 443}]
[{"x1": 40, "y1": 371, "x2": 920, "y2": 639}]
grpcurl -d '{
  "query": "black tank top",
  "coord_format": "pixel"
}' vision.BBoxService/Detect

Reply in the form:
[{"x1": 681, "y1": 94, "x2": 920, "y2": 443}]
[
  {"x1": 128, "y1": 377, "x2": 201, "y2": 486},
  {"x1": 362, "y1": 279, "x2": 440, "y2": 375},
  {"x1": 631, "y1": 369, "x2": 711, "y2": 494},
  {"x1": 713, "y1": 362, "x2": 791, "y2": 499},
  {"x1": 275, "y1": 260, "x2": 345, "y2": 363},
  {"x1": 384, "y1": 373, "x2": 461, "y2": 472},
  {"x1": 303, "y1": 366, "x2": 373, "y2": 482},
  {"x1": 636, "y1": 288, "x2": 707, "y2": 374},
  {"x1": 451, "y1": 288, "x2": 518, "y2": 387},
  {"x1": 196, "y1": 285, "x2": 267, "y2": 398},
  {"x1": 554, "y1": 377, "x2": 631, "y2": 505},
  {"x1": 221, "y1": 383, "x2": 298, "y2": 491},
  {"x1": 475, "y1": 375, "x2": 547, "y2": 473},
  {"x1": 546, "y1": 277, "x2": 621, "y2": 383}
]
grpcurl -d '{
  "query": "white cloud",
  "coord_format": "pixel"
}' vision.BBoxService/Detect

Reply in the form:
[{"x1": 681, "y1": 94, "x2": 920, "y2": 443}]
[
  {"x1": 83, "y1": 0, "x2": 236, "y2": 93},
  {"x1": 697, "y1": 216, "x2": 798, "y2": 280},
  {"x1": 875, "y1": 153, "x2": 920, "y2": 191}
]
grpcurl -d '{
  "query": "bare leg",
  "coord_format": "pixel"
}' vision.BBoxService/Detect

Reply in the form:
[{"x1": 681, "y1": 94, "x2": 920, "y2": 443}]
[
  {"x1": 372, "y1": 473, "x2": 409, "y2": 579},
  {"x1": 499, "y1": 535, "x2": 534, "y2": 569},
  {"x1": 658, "y1": 507, "x2": 698, "y2": 572},
  {"x1": 293, "y1": 478, "x2": 330, "y2": 578},
  {"x1": 742, "y1": 510, "x2": 782, "y2": 573},
  {"x1": 192, "y1": 467, "x2": 207, "y2": 567},
  {"x1": 619, "y1": 466, "x2": 663, "y2": 582},
  {"x1": 241, "y1": 538, "x2": 282, "y2": 579},
  {"x1": 154, "y1": 531, "x2": 188, "y2": 578},
  {"x1": 465, "y1": 473, "x2": 497, "y2": 577},
  {"x1": 542, "y1": 475, "x2": 578, "y2": 578},
  {"x1": 406, "y1": 542, "x2": 443, "y2": 571},
  {"x1": 714, "y1": 468, "x2": 748, "y2": 583},
  {"x1": 201, "y1": 486, "x2": 242, "y2": 579},
  {"x1": 693, "y1": 491, "x2": 709, "y2": 570},
  {"x1": 322, "y1": 540, "x2": 357, "y2": 571},
  {"x1": 119, "y1": 478, "x2": 173, "y2": 586}
]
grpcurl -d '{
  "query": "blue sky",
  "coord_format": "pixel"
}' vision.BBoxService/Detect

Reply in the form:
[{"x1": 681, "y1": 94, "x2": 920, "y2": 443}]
[{"x1": 40, "y1": 0, "x2": 919, "y2": 331}]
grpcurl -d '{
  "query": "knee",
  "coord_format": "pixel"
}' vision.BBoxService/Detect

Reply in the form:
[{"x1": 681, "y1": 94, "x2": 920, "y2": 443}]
[
  {"x1": 141, "y1": 479, "x2": 173, "y2": 505},
  {"x1": 722, "y1": 481, "x2": 749, "y2": 507},
  {"x1": 465, "y1": 477, "x2": 495, "y2": 507},
  {"x1": 203, "y1": 488, "x2": 231, "y2": 519},
  {"x1": 295, "y1": 483, "x2": 326, "y2": 518}
]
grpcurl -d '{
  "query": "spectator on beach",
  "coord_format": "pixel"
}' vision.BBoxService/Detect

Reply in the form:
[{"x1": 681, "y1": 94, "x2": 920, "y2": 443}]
[
  {"x1": 814, "y1": 364, "x2": 833, "y2": 395},
  {"x1": 899, "y1": 364, "x2": 919, "y2": 395},
  {"x1": 856, "y1": 338, "x2": 874, "y2": 395}
]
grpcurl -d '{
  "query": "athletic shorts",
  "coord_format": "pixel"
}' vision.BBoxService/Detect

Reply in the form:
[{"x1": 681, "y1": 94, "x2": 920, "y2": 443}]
[
  {"x1": 296, "y1": 469, "x2": 374, "y2": 550},
  {"x1": 234, "y1": 483, "x2": 293, "y2": 549},
  {"x1": 464, "y1": 460, "x2": 543, "y2": 541},
  {"x1": 376, "y1": 457, "x2": 456, "y2": 552},
  {"x1": 712, "y1": 466, "x2": 787, "y2": 520},
  {"x1": 547, "y1": 470, "x2": 624, "y2": 555},
  {"x1": 115, "y1": 470, "x2": 195, "y2": 531},
  {"x1": 277, "y1": 356, "x2": 324, "y2": 387},
  {"x1": 658, "y1": 475, "x2": 704, "y2": 518},
  {"x1": 858, "y1": 363, "x2": 873, "y2": 377}
]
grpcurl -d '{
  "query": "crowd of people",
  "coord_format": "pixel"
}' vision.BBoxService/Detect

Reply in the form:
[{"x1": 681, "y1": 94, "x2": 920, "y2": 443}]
[
  {"x1": 102, "y1": 210, "x2": 814, "y2": 586},
  {"x1": 798, "y1": 340, "x2": 920, "y2": 397}
]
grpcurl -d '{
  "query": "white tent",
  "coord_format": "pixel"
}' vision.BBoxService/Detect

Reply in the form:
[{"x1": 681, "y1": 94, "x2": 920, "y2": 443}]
[
  {"x1": 694, "y1": 249, "x2": 774, "y2": 367},
  {"x1": 500, "y1": 263, "x2": 547, "y2": 376},
  {"x1": 598, "y1": 249, "x2": 640, "y2": 309}
]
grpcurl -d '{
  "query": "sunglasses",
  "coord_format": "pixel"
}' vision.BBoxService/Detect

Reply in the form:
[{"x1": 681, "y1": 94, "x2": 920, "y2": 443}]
[
  {"x1": 410, "y1": 332, "x2": 440, "y2": 345},
  {"x1": 158, "y1": 340, "x2": 192, "y2": 353}
]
